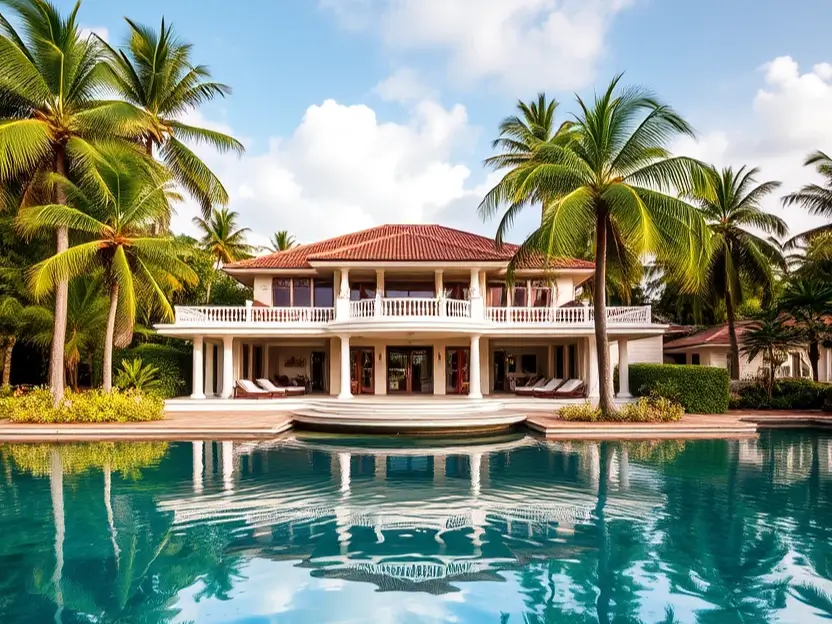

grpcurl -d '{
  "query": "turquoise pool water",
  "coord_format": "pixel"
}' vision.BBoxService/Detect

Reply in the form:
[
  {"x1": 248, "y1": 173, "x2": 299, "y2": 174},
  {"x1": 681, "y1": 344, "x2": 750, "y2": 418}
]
[{"x1": 0, "y1": 431, "x2": 830, "y2": 623}]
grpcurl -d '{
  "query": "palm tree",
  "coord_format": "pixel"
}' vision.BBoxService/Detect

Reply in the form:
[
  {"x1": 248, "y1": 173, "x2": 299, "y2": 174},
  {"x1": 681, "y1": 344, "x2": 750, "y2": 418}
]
[
  {"x1": 695, "y1": 166, "x2": 787, "y2": 379},
  {"x1": 18, "y1": 150, "x2": 197, "y2": 391},
  {"x1": 98, "y1": 17, "x2": 244, "y2": 217},
  {"x1": 778, "y1": 278, "x2": 832, "y2": 381},
  {"x1": 0, "y1": 0, "x2": 154, "y2": 403},
  {"x1": 484, "y1": 76, "x2": 711, "y2": 415},
  {"x1": 193, "y1": 207, "x2": 255, "y2": 303},
  {"x1": 266, "y1": 230, "x2": 297, "y2": 252},
  {"x1": 741, "y1": 310, "x2": 804, "y2": 396},
  {"x1": 783, "y1": 151, "x2": 832, "y2": 247},
  {"x1": 481, "y1": 93, "x2": 576, "y2": 230}
]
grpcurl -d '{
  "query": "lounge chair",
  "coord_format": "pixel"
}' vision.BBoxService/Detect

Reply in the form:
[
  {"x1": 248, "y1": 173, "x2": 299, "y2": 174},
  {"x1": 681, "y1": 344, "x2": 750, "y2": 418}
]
[
  {"x1": 554, "y1": 379, "x2": 585, "y2": 398},
  {"x1": 515, "y1": 376, "x2": 548, "y2": 396},
  {"x1": 255, "y1": 379, "x2": 288, "y2": 397},
  {"x1": 276, "y1": 375, "x2": 307, "y2": 395},
  {"x1": 235, "y1": 379, "x2": 278, "y2": 399},
  {"x1": 531, "y1": 378, "x2": 564, "y2": 397}
]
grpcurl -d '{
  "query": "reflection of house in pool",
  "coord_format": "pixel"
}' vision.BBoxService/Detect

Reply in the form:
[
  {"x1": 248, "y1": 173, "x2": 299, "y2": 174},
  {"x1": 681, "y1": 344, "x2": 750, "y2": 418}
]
[{"x1": 158, "y1": 436, "x2": 667, "y2": 593}]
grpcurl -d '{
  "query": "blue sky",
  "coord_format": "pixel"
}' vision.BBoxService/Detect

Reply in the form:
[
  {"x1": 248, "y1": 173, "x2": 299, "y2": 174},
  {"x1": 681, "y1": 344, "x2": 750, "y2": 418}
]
[{"x1": 55, "y1": 0, "x2": 832, "y2": 246}]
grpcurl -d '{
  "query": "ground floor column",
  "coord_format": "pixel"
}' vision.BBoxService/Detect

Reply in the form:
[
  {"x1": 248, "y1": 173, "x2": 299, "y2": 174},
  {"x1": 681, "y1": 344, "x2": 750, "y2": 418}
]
[
  {"x1": 469, "y1": 335, "x2": 482, "y2": 399},
  {"x1": 204, "y1": 342, "x2": 215, "y2": 397},
  {"x1": 192, "y1": 441, "x2": 204, "y2": 493},
  {"x1": 191, "y1": 336, "x2": 205, "y2": 399},
  {"x1": 221, "y1": 336, "x2": 234, "y2": 398},
  {"x1": 819, "y1": 347, "x2": 830, "y2": 383},
  {"x1": 222, "y1": 441, "x2": 234, "y2": 491},
  {"x1": 587, "y1": 336, "x2": 600, "y2": 399},
  {"x1": 617, "y1": 339, "x2": 631, "y2": 398},
  {"x1": 338, "y1": 335, "x2": 352, "y2": 399}
]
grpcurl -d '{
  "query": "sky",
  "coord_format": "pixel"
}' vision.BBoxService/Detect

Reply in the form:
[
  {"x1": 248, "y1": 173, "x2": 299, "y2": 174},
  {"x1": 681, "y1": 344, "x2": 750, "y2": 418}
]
[{"x1": 55, "y1": 0, "x2": 832, "y2": 249}]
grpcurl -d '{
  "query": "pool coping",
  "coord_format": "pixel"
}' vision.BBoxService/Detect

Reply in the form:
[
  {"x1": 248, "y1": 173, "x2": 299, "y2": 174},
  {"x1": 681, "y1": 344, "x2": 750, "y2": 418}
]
[{"x1": 0, "y1": 411, "x2": 828, "y2": 442}]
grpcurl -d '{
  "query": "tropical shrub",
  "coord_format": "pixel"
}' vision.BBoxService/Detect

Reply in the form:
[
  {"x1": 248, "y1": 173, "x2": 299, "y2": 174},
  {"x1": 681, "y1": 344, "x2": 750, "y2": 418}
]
[
  {"x1": 824, "y1": 387, "x2": 832, "y2": 412},
  {"x1": 627, "y1": 364, "x2": 730, "y2": 414},
  {"x1": 558, "y1": 402, "x2": 602, "y2": 422},
  {"x1": 115, "y1": 358, "x2": 162, "y2": 394},
  {"x1": 626, "y1": 440, "x2": 686, "y2": 465},
  {"x1": 115, "y1": 343, "x2": 190, "y2": 398},
  {"x1": 733, "y1": 378, "x2": 826, "y2": 410},
  {"x1": 1, "y1": 388, "x2": 164, "y2": 423},
  {"x1": 617, "y1": 396, "x2": 684, "y2": 422}
]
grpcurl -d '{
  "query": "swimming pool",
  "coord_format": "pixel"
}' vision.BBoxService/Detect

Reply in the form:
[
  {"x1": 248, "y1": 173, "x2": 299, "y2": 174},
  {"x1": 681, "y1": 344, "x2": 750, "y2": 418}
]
[{"x1": 0, "y1": 431, "x2": 829, "y2": 623}]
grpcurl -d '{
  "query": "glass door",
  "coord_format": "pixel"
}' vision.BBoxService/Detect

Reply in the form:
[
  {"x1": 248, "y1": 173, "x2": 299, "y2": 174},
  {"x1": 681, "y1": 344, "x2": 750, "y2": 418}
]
[
  {"x1": 350, "y1": 347, "x2": 374, "y2": 394},
  {"x1": 387, "y1": 347, "x2": 433, "y2": 393},
  {"x1": 387, "y1": 349, "x2": 409, "y2": 393},
  {"x1": 446, "y1": 348, "x2": 470, "y2": 394}
]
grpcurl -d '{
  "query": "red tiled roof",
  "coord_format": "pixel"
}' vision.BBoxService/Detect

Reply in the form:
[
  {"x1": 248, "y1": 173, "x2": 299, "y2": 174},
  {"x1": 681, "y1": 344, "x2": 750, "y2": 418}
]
[
  {"x1": 228, "y1": 224, "x2": 595, "y2": 270},
  {"x1": 663, "y1": 322, "x2": 753, "y2": 350}
]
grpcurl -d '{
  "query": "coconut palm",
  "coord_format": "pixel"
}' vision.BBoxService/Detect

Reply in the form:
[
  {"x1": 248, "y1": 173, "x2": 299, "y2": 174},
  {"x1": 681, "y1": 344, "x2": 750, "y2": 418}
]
[
  {"x1": 485, "y1": 76, "x2": 711, "y2": 415},
  {"x1": 481, "y1": 93, "x2": 576, "y2": 229},
  {"x1": 0, "y1": 0, "x2": 154, "y2": 402},
  {"x1": 741, "y1": 310, "x2": 804, "y2": 396},
  {"x1": 266, "y1": 230, "x2": 297, "y2": 252},
  {"x1": 193, "y1": 207, "x2": 255, "y2": 303},
  {"x1": 783, "y1": 151, "x2": 832, "y2": 247},
  {"x1": 18, "y1": 150, "x2": 198, "y2": 391},
  {"x1": 778, "y1": 278, "x2": 832, "y2": 381},
  {"x1": 98, "y1": 17, "x2": 244, "y2": 217},
  {"x1": 694, "y1": 166, "x2": 787, "y2": 379}
]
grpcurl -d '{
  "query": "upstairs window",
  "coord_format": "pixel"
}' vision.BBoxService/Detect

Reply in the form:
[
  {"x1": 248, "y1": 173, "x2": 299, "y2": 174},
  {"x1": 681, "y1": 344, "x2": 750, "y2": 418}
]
[
  {"x1": 293, "y1": 279, "x2": 312, "y2": 307},
  {"x1": 350, "y1": 283, "x2": 376, "y2": 301},
  {"x1": 272, "y1": 279, "x2": 291, "y2": 307},
  {"x1": 512, "y1": 283, "x2": 528, "y2": 307},
  {"x1": 444, "y1": 283, "x2": 469, "y2": 300},
  {"x1": 531, "y1": 280, "x2": 552, "y2": 307},
  {"x1": 314, "y1": 281, "x2": 334, "y2": 308},
  {"x1": 487, "y1": 283, "x2": 507, "y2": 307}
]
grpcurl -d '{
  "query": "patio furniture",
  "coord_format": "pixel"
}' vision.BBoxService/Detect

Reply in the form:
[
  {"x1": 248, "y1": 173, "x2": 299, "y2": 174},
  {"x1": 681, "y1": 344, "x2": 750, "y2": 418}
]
[
  {"x1": 255, "y1": 379, "x2": 288, "y2": 397},
  {"x1": 535, "y1": 378, "x2": 585, "y2": 398},
  {"x1": 531, "y1": 378, "x2": 564, "y2": 397},
  {"x1": 235, "y1": 379, "x2": 278, "y2": 399},
  {"x1": 515, "y1": 376, "x2": 548, "y2": 396},
  {"x1": 277, "y1": 375, "x2": 307, "y2": 395}
]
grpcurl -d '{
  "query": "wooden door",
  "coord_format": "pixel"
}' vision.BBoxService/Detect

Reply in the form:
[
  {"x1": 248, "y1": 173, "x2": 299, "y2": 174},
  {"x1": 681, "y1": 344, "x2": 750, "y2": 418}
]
[
  {"x1": 350, "y1": 347, "x2": 374, "y2": 394},
  {"x1": 446, "y1": 348, "x2": 470, "y2": 394}
]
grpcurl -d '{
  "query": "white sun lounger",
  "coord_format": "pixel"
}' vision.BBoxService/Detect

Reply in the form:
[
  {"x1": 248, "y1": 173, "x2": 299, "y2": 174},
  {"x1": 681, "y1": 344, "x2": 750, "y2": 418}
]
[{"x1": 532, "y1": 378, "x2": 564, "y2": 396}]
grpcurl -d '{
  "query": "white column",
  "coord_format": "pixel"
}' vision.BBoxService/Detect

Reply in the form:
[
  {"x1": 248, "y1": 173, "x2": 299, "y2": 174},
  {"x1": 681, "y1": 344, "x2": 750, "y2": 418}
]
[
  {"x1": 436, "y1": 270, "x2": 445, "y2": 316},
  {"x1": 587, "y1": 336, "x2": 600, "y2": 399},
  {"x1": 191, "y1": 336, "x2": 205, "y2": 399},
  {"x1": 263, "y1": 344, "x2": 270, "y2": 381},
  {"x1": 375, "y1": 269, "x2": 384, "y2": 317},
  {"x1": 617, "y1": 339, "x2": 631, "y2": 398},
  {"x1": 336, "y1": 268, "x2": 350, "y2": 321},
  {"x1": 204, "y1": 342, "x2": 214, "y2": 396},
  {"x1": 470, "y1": 268, "x2": 483, "y2": 321},
  {"x1": 222, "y1": 441, "x2": 234, "y2": 491},
  {"x1": 192, "y1": 441, "x2": 204, "y2": 493},
  {"x1": 469, "y1": 335, "x2": 482, "y2": 399},
  {"x1": 338, "y1": 335, "x2": 352, "y2": 399},
  {"x1": 819, "y1": 347, "x2": 830, "y2": 383},
  {"x1": 547, "y1": 345, "x2": 555, "y2": 378},
  {"x1": 221, "y1": 336, "x2": 234, "y2": 398}
]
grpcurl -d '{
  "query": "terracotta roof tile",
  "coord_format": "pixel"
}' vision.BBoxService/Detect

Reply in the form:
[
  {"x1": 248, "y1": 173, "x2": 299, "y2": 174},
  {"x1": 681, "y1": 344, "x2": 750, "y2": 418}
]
[
  {"x1": 228, "y1": 224, "x2": 595, "y2": 270},
  {"x1": 663, "y1": 322, "x2": 753, "y2": 350}
]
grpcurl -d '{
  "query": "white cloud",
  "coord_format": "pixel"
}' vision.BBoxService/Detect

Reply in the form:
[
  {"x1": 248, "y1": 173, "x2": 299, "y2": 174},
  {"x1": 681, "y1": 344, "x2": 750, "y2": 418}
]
[
  {"x1": 675, "y1": 56, "x2": 832, "y2": 239},
  {"x1": 322, "y1": 0, "x2": 633, "y2": 92},
  {"x1": 80, "y1": 25, "x2": 109, "y2": 42},
  {"x1": 172, "y1": 98, "x2": 481, "y2": 246},
  {"x1": 373, "y1": 67, "x2": 436, "y2": 103}
]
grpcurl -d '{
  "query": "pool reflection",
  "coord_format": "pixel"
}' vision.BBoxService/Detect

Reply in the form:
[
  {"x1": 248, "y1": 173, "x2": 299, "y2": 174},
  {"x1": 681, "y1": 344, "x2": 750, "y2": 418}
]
[{"x1": 0, "y1": 432, "x2": 830, "y2": 623}]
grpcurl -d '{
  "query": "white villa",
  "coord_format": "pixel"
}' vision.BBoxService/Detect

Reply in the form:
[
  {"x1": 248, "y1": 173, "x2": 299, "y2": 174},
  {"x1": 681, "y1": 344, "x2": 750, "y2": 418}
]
[{"x1": 157, "y1": 224, "x2": 665, "y2": 403}]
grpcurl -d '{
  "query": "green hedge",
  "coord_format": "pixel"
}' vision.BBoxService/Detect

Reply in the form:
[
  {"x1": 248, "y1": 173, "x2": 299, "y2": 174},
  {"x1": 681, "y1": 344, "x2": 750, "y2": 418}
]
[
  {"x1": 733, "y1": 379, "x2": 827, "y2": 410},
  {"x1": 114, "y1": 343, "x2": 191, "y2": 399},
  {"x1": 626, "y1": 364, "x2": 730, "y2": 414}
]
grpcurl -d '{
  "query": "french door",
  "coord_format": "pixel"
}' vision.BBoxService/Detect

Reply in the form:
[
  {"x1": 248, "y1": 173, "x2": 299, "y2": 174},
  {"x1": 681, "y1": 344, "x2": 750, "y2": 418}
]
[
  {"x1": 446, "y1": 348, "x2": 470, "y2": 394},
  {"x1": 350, "y1": 347, "x2": 374, "y2": 394},
  {"x1": 387, "y1": 347, "x2": 433, "y2": 393}
]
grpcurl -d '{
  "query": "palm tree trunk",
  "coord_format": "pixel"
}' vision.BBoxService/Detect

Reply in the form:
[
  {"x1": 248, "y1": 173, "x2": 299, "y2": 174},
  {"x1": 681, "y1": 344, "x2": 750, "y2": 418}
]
[
  {"x1": 767, "y1": 347, "x2": 776, "y2": 399},
  {"x1": 2, "y1": 337, "x2": 13, "y2": 387},
  {"x1": 809, "y1": 339, "x2": 820, "y2": 381},
  {"x1": 103, "y1": 282, "x2": 120, "y2": 392},
  {"x1": 725, "y1": 289, "x2": 740, "y2": 380},
  {"x1": 49, "y1": 145, "x2": 69, "y2": 406},
  {"x1": 205, "y1": 258, "x2": 221, "y2": 304},
  {"x1": 594, "y1": 212, "x2": 615, "y2": 416}
]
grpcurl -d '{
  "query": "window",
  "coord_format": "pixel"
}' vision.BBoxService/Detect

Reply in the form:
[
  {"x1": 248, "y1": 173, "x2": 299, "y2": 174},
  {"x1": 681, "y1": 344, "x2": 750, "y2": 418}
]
[
  {"x1": 555, "y1": 346, "x2": 565, "y2": 379},
  {"x1": 314, "y1": 280, "x2": 333, "y2": 308},
  {"x1": 512, "y1": 283, "x2": 528, "y2": 307},
  {"x1": 691, "y1": 353, "x2": 701, "y2": 365},
  {"x1": 488, "y1": 283, "x2": 507, "y2": 307},
  {"x1": 293, "y1": 279, "x2": 312, "y2": 307},
  {"x1": 444, "y1": 283, "x2": 469, "y2": 300},
  {"x1": 531, "y1": 281, "x2": 552, "y2": 307},
  {"x1": 272, "y1": 279, "x2": 291, "y2": 307},
  {"x1": 385, "y1": 282, "x2": 435, "y2": 298},
  {"x1": 350, "y1": 283, "x2": 375, "y2": 301}
]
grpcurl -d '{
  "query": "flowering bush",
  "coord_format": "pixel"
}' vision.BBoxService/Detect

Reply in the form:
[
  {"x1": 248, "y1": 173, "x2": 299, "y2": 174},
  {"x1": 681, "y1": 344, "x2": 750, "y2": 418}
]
[
  {"x1": 1, "y1": 388, "x2": 164, "y2": 423},
  {"x1": 558, "y1": 402, "x2": 603, "y2": 422},
  {"x1": 558, "y1": 395, "x2": 684, "y2": 423}
]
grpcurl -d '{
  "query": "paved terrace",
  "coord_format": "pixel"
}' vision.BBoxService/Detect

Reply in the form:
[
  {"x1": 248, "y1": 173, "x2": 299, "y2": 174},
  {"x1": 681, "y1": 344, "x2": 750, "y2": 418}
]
[{"x1": 0, "y1": 406, "x2": 829, "y2": 441}]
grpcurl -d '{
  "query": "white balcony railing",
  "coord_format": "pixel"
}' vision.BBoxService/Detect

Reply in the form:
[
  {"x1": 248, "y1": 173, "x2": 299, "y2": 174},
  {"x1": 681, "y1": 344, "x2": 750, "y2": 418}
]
[
  {"x1": 174, "y1": 306, "x2": 334, "y2": 324},
  {"x1": 172, "y1": 303, "x2": 651, "y2": 327},
  {"x1": 486, "y1": 305, "x2": 651, "y2": 325}
]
